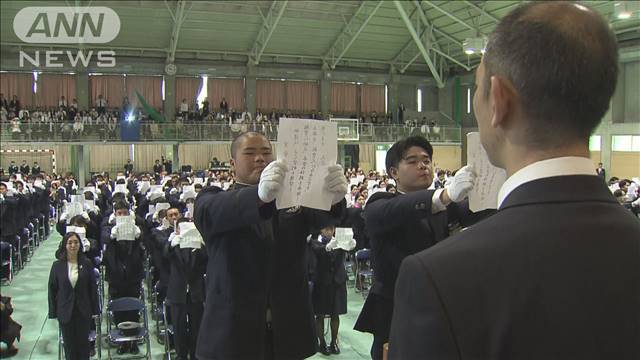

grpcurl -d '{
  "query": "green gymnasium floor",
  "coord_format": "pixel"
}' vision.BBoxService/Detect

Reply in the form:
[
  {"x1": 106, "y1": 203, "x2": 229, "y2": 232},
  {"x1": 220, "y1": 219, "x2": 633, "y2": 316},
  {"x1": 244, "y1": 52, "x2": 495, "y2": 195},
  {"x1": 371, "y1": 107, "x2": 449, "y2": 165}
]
[{"x1": 1, "y1": 232, "x2": 373, "y2": 360}]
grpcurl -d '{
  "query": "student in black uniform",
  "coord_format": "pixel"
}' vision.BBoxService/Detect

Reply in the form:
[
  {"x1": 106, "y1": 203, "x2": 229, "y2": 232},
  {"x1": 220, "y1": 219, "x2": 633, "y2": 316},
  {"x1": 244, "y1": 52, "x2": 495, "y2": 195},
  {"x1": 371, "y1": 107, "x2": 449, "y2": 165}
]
[
  {"x1": 165, "y1": 218, "x2": 207, "y2": 360},
  {"x1": 353, "y1": 135, "x2": 476, "y2": 360},
  {"x1": 310, "y1": 222, "x2": 355, "y2": 355},
  {"x1": 48, "y1": 232, "x2": 99, "y2": 360},
  {"x1": 193, "y1": 132, "x2": 348, "y2": 360},
  {"x1": 102, "y1": 200, "x2": 144, "y2": 354}
]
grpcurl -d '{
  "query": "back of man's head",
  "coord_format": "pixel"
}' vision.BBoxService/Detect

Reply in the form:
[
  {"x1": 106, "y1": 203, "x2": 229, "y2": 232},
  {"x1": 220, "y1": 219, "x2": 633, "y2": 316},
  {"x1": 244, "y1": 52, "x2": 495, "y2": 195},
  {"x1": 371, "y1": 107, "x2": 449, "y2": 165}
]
[{"x1": 483, "y1": 1, "x2": 618, "y2": 147}]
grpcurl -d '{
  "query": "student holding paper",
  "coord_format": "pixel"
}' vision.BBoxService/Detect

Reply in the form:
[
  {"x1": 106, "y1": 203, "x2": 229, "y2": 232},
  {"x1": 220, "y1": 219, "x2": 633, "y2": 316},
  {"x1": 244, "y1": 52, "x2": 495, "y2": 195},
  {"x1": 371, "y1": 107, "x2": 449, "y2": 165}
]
[
  {"x1": 194, "y1": 132, "x2": 348, "y2": 360},
  {"x1": 165, "y1": 218, "x2": 207, "y2": 360},
  {"x1": 389, "y1": 2, "x2": 640, "y2": 359},
  {"x1": 309, "y1": 222, "x2": 355, "y2": 356},
  {"x1": 103, "y1": 201, "x2": 144, "y2": 355},
  {"x1": 353, "y1": 135, "x2": 476, "y2": 360}
]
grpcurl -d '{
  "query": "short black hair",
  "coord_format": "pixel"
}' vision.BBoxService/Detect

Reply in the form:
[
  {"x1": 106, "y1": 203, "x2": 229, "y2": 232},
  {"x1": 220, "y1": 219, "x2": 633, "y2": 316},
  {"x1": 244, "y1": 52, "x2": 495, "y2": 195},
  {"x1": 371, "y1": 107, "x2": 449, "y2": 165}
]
[
  {"x1": 230, "y1": 132, "x2": 270, "y2": 159},
  {"x1": 385, "y1": 136, "x2": 434, "y2": 176},
  {"x1": 113, "y1": 200, "x2": 130, "y2": 212},
  {"x1": 483, "y1": 1, "x2": 618, "y2": 146}
]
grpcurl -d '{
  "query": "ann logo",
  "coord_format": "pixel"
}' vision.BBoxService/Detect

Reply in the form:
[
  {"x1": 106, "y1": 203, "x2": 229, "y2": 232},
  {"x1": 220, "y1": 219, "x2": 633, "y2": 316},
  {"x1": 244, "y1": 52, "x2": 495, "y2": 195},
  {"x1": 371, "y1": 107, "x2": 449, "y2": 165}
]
[{"x1": 14, "y1": 7, "x2": 120, "y2": 44}]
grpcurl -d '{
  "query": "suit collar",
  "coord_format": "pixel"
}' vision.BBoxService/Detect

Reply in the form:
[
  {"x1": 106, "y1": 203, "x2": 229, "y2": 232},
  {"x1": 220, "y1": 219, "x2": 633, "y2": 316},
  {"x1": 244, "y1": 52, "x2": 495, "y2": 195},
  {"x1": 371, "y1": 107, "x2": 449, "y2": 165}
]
[{"x1": 500, "y1": 175, "x2": 617, "y2": 210}]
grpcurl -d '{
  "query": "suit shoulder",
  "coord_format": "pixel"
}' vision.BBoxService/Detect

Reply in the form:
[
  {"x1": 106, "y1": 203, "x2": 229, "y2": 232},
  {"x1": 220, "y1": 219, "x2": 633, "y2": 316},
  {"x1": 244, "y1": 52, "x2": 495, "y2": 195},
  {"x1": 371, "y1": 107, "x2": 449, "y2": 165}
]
[{"x1": 366, "y1": 191, "x2": 395, "y2": 204}]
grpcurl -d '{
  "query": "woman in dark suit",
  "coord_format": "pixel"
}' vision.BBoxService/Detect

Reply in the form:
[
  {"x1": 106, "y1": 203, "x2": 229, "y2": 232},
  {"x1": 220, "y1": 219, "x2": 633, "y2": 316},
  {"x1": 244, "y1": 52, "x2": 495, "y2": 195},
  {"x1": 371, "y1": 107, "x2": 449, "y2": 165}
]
[
  {"x1": 310, "y1": 223, "x2": 353, "y2": 355},
  {"x1": 48, "y1": 232, "x2": 99, "y2": 360}
]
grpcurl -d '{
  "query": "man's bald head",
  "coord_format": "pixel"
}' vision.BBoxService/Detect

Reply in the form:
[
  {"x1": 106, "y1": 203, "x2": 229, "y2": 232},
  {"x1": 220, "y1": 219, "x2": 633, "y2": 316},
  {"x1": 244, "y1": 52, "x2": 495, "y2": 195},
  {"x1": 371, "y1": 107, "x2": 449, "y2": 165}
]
[
  {"x1": 231, "y1": 132, "x2": 270, "y2": 159},
  {"x1": 482, "y1": 1, "x2": 618, "y2": 147}
]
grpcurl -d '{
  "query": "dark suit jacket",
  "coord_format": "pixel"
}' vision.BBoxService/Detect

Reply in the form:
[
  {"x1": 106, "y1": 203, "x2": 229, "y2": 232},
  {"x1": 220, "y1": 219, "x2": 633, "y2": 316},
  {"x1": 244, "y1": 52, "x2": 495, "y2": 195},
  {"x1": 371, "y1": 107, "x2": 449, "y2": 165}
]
[
  {"x1": 390, "y1": 175, "x2": 640, "y2": 360},
  {"x1": 354, "y1": 189, "x2": 450, "y2": 337},
  {"x1": 310, "y1": 236, "x2": 347, "y2": 285},
  {"x1": 194, "y1": 183, "x2": 344, "y2": 360},
  {"x1": 165, "y1": 244, "x2": 207, "y2": 304},
  {"x1": 48, "y1": 257, "x2": 99, "y2": 324},
  {"x1": 0, "y1": 195, "x2": 19, "y2": 237}
]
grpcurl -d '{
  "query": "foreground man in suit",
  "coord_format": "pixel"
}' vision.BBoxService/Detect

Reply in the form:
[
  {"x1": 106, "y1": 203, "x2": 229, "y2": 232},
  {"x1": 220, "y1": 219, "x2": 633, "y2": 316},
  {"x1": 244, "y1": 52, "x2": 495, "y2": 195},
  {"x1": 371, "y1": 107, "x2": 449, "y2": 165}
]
[
  {"x1": 389, "y1": 2, "x2": 640, "y2": 360},
  {"x1": 194, "y1": 132, "x2": 347, "y2": 360}
]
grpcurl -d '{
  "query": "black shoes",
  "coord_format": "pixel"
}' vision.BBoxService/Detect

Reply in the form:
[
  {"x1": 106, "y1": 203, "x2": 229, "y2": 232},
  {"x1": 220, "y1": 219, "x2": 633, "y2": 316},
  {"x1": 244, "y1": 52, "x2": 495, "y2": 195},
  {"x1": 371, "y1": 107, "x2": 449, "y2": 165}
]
[
  {"x1": 318, "y1": 340, "x2": 331, "y2": 356},
  {"x1": 329, "y1": 342, "x2": 340, "y2": 355},
  {"x1": 318, "y1": 339, "x2": 340, "y2": 356}
]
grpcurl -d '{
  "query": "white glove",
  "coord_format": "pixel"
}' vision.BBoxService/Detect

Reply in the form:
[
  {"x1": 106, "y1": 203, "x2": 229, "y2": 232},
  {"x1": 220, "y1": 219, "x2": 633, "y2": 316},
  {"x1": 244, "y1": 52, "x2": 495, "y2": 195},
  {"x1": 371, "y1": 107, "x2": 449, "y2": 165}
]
[
  {"x1": 81, "y1": 212, "x2": 90, "y2": 221},
  {"x1": 110, "y1": 225, "x2": 118, "y2": 239},
  {"x1": 325, "y1": 164, "x2": 348, "y2": 205},
  {"x1": 169, "y1": 233, "x2": 181, "y2": 247},
  {"x1": 258, "y1": 160, "x2": 287, "y2": 203},
  {"x1": 169, "y1": 188, "x2": 178, "y2": 195},
  {"x1": 325, "y1": 238, "x2": 338, "y2": 252},
  {"x1": 82, "y1": 238, "x2": 91, "y2": 252},
  {"x1": 447, "y1": 165, "x2": 476, "y2": 203}
]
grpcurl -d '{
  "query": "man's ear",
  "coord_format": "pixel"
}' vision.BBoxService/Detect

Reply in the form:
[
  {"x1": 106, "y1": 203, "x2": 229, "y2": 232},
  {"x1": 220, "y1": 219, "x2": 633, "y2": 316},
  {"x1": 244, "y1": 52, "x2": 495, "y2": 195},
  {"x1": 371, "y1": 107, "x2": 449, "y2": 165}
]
[
  {"x1": 229, "y1": 158, "x2": 236, "y2": 171},
  {"x1": 490, "y1": 75, "x2": 516, "y2": 129},
  {"x1": 389, "y1": 166, "x2": 399, "y2": 181}
]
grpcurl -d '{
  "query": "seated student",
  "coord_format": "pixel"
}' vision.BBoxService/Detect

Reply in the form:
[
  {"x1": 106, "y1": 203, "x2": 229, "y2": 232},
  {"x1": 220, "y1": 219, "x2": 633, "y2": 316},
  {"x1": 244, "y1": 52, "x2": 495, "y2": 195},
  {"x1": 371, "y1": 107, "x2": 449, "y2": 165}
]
[
  {"x1": 102, "y1": 200, "x2": 144, "y2": 354},
  {"x1": 165, "y1": 218, "x2": 207, "y2": 360},
  {"x1": 310, "y1": 222, "x2": 356, "y2": 355}
]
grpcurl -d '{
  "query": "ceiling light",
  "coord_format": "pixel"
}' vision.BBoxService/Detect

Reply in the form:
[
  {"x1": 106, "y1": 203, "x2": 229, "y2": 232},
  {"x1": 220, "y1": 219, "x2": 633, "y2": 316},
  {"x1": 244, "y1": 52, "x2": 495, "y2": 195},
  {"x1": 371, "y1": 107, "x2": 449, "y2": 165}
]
[
  {"x1": 463, "y1": 37, "x2": 486, "y2": 56},
  {"x1": 614, "y1": 2, "x2": 639, "y2": 19}
]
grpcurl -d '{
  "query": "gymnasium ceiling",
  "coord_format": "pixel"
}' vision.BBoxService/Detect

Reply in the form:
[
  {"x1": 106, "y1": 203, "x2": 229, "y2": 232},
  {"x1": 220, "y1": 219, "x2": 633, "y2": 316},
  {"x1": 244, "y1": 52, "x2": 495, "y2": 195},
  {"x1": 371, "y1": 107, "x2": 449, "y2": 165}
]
[{"x1": 1, "y1": 1, "x2": 639, "y2": 81}]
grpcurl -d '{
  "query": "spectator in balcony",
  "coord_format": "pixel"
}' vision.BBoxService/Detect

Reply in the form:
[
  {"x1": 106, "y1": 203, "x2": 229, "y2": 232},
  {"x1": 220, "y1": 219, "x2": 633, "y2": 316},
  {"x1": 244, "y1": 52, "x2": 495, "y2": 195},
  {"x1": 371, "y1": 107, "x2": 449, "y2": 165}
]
[
  {"x1": 96, "y1": 94, "x2": 107, "y2": 115},
  {"x1": 73, "y1": 113, "x2": 84, "y2": 139},
  {"x1": 11, "y1": 116, "x2": 21, "y2": 140},
  {"x1": 241, "y1": 108, "x2": 252, "y2": 123},
  {"x1": 0, "y1": 93, "x2": 8, "y2": 110},
  {"x1": 398, "y1": 103, "x2": 405, "y2": 124},
  {"x1": 58, "y1": 96, "x2": 68, "y2": 109},
  {"x1": 201, "y1": 98, "x2": 210, "y2": 120},
  {"x1": 180, "y1": 98, "x2": 189, "y2": 121},
  {"x1": 219, "y1": 97, "x2": 229, "y2": 114},
  {"x1": 107, "y1": 116, "x2": 117, "y2": 140},
  {"x1": 9, "y1": 95, "x2": 20, "y2": 113},
  {"x1": 124, "y1": 159, "x2": 134, "y2": 177},
  {"x1": 0, "y1": 106, "x2": 7, "y2": 123}
]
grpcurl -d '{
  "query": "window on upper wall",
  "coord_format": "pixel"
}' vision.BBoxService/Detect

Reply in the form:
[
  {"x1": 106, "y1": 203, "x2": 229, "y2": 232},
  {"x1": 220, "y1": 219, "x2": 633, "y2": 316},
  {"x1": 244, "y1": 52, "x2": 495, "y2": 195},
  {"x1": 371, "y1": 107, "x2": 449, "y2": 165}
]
[
  {"x1": 612, "y1": 135, "x2": 640, "y2": 151},
  {"x1": 589, "y1": 135, "x2": 601, "y2": 151},
  {"x1": 417, "y1": 88, "x2": 422, "y2": 112}
]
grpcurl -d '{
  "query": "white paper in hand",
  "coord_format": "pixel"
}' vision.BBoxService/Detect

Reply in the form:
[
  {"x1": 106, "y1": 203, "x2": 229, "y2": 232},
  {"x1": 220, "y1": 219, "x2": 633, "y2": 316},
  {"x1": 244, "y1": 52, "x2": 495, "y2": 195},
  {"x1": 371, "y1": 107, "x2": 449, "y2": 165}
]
[
  {"x1": 115, "y1": 216, "x2": 137, "y2": 241},
  {"x1": 276, "y1": 118, "x2": 337, "y2": 211},
  {"x1": 178, "y1": 222, "x2": 203, "y2": 249},
  {"x1": 70, "y1": 195, "x2": 84, "y2": 203},
  {"x1": 466, "y1": 132, "x2": 507, "y2": 212}
]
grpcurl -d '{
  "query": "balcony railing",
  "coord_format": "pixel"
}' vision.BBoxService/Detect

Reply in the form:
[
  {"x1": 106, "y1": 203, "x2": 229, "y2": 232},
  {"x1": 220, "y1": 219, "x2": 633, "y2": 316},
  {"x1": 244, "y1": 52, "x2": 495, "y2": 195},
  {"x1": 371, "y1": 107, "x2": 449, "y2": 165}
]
[{"x1": 0, "y1": 121, "x2": 461, "y2": 143}]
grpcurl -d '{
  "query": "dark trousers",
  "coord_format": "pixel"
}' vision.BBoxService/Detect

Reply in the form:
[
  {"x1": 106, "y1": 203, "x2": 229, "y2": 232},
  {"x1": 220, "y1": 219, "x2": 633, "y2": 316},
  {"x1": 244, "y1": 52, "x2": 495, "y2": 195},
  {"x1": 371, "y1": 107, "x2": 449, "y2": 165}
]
[
  {"x1": 60, "y1": 307, "x2": 90, "y2": 360},
  {"x1": 171, "y1": 294, "x2": 203, "y2": 360},
  {"x1": 371, "y1": 333, "x2": 387, "y2": 360}
]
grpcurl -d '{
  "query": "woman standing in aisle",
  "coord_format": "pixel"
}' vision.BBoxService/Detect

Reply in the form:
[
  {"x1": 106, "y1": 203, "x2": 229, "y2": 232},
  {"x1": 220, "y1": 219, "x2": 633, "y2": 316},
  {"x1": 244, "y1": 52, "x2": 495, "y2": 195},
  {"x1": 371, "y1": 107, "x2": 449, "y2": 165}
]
[{"x1": 48, "y1": 232, "x2": 100, "y2": 360}]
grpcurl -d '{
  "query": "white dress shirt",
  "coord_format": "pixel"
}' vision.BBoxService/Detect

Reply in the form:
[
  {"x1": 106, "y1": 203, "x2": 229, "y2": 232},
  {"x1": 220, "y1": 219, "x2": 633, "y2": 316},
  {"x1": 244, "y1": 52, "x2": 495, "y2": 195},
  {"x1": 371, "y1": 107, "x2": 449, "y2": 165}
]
[
  {"x1": 497, "y1": 156, "x2": 597, "y2": 209},
  {"x1": 68, "y1": 261, "x2": 78, "y2": 288}
]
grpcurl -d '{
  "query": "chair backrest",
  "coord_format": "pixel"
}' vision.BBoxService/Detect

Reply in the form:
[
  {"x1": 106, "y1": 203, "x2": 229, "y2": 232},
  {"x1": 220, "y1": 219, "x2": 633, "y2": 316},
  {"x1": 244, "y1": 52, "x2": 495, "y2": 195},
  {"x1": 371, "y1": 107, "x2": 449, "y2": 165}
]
[
  {"x1": 355, "y1": 248, "x2": 370, "y2": 261},
  {"x1": 108, "y1": 297, "x2": 144, "y2": 313}
]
